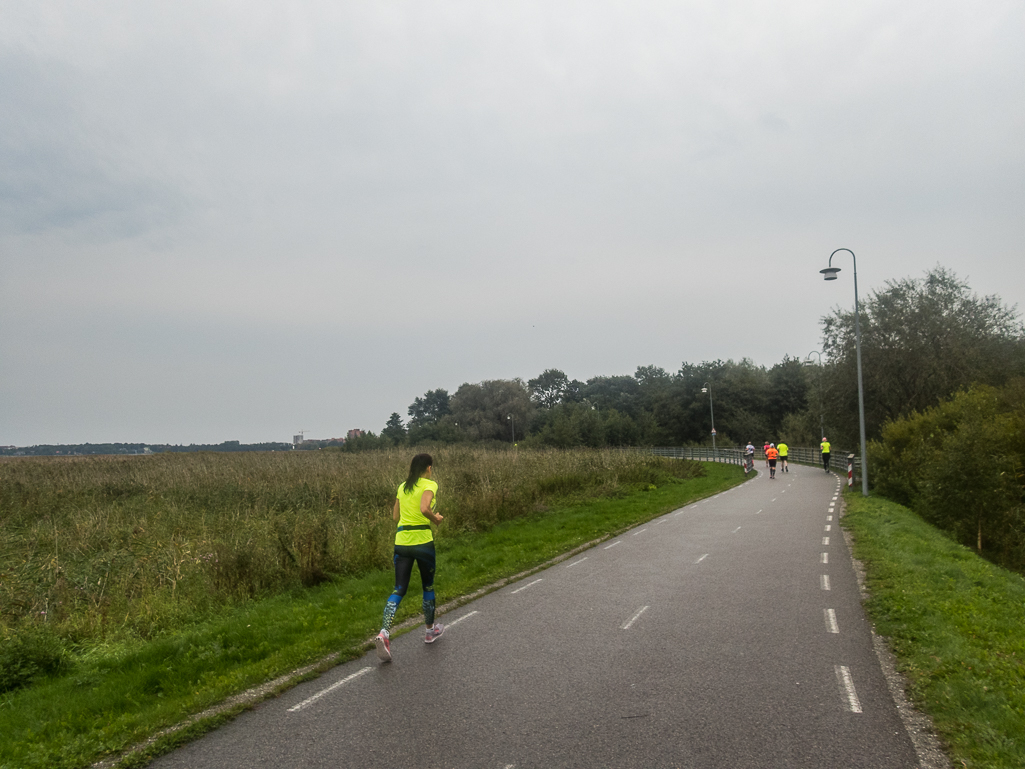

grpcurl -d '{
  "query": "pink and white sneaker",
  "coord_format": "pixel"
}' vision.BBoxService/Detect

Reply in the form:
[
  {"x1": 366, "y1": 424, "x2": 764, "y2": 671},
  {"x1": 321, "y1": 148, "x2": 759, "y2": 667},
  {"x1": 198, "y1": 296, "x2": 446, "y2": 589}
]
[
  {"x1": 424, "y1": 623, "x2": 445, "y2": 644},
  {"x1": 374, "y1": 631, "x2": 392, "y2": 662}
]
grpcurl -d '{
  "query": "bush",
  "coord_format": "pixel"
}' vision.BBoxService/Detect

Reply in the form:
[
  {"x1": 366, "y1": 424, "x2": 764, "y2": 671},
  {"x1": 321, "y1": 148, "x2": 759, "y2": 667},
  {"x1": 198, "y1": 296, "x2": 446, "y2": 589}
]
[
  {"x1": 870, "y1": 381, "x2": 1025, "y2": 572},
  {"x1": 0, "y1": 625, "x2": 68, "y2": 694}
]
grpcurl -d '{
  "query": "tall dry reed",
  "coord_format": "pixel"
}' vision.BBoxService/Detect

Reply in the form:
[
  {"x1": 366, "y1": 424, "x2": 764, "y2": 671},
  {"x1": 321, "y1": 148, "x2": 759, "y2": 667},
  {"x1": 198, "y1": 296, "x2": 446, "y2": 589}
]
[{"x1": 0, "y1": 448, "x2": 698, "y2": 647}]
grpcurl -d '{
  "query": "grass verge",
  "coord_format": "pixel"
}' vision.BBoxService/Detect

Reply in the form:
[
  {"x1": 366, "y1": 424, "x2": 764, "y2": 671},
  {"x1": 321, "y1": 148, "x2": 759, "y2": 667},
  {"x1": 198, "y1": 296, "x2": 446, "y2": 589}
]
[
  {"x1": 0, "y1": 462, "x2": 744, "y2": 769},
  {"x1": 842, "y1": 494, "x2": 1025, "y2": 769}
]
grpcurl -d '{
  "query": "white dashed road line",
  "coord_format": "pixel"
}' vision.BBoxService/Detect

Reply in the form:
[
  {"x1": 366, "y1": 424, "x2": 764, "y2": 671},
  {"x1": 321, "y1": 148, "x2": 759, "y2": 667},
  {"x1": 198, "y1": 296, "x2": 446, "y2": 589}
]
[
  {"x1": 447, "y1": 610, "x2": 479, "y2": 628},
  {"x1": 511, "y1": 579, "x2": 543, "y2": 594},
  {"x1": 622, "y1": 605, "x2": 649, "y2": 630},
  {"x1": 835, "y1": 665, "x2": 863, "y2": 713},
  {"x1": 566, "y1": 557, "x2": 588, "y2": 568},
  {"x1": 825, "y1": 609, "x2": 840, "y2": 634},
  {"x1": 288, "y1": 667, "x2": 373, "y2": 713},
  {"x1": 604, "y1": 541, "x2": 621, "y2": 550},
  {"x1": 821, "y1": 553, "x2": 829, "y2": 564},
  {"x1": 821, "y1": 575, "x2": 831, "y2": 591},
  {"x1": 695, "y1": 554, "x2": 709, "y2": 564}
]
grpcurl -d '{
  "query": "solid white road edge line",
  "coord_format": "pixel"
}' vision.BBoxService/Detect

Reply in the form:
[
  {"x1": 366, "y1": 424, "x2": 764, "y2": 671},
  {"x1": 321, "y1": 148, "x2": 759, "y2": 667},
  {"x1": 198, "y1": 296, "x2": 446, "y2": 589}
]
[
  {"x1": 512, "y1": 579, "x2": 543, "y2": 594},
  {"x1": 825, "y1": 608, "x2": 840, "y2": 633},
  {"x1": 288, "y1": 667, "x2": 373, "y2": 713},
  {"x1": 835, "y1": 665, "x2": 864, "y2": 713},
  {"x1": 622, "y1": 605, "x2": 649, "y2": 630}
]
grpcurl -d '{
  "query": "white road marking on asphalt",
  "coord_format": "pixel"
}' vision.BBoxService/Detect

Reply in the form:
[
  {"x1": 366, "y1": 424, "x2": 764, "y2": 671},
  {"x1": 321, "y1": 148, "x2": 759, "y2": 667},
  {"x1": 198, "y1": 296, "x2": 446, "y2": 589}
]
[
  {"x1": 622, "y1": 605, "x2": 649, "y2": 630},
  {"x1": 821, "y1": 553, "x2": 829, "y2": 564},
  {"x1": 832, "y1": 495, "x2": 839, "y2": 501},
  {"x1": 733, "y1": 526, "x2": 742, "y2": 533},
  {"x1": 566, "y1": 557, "x2": 588, "y2": 568},
  {"x1": 772, "y1": 498, "x2": 777, "y2": 502},
  {"x1": 823, "y1": 537, "x2": 830, "y2": 545},
  {"x1": 447, "y1": 611, "x2": 479, "y2": 628},
  {"x1": 288, "y1": 667, "x2": 373, "y2": 713},
  {"x1": 825, "y1": 525, "x2": 831, "y2": 532},
  {"x1": 696, "y1": 554, "x2": 709, "y2": 563},
  {"x1": 512, "y1": 579, "x2": 543, "y2": 594},
  {"x1": 827, "y1": 515, "x2": 833, "y2": 522},
  {"x1": 604, "y1": 541, "x2": 621, "y2": 550},
  {"x1": 633, "y1": 528, "x2": 648, "y2": 536},
  {"x1": 825, "y1": 609, "x2": 840, "y2": 633},
  {"x1": 835, "y1": 665, "x2": 863, "y2": 713},
  {"x1": 821, "y1": 575, "x2": 831, "y2": 591},
  {"x1": 655, "y1": 519, "x2": 666, "y2": 525}
]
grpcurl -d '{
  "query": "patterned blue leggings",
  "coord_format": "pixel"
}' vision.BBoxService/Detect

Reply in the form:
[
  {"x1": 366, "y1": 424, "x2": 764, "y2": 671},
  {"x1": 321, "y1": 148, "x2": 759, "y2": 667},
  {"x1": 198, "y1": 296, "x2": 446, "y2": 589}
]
[{"x1": 381, "y1": 542, "x2": 436, "y2": 633}]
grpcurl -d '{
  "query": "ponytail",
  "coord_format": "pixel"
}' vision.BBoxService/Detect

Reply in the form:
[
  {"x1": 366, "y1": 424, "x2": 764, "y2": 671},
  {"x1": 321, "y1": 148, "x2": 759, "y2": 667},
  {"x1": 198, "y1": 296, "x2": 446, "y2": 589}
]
[{"x1": 402, "y1": 453, "x2": 433, "y2": 494}]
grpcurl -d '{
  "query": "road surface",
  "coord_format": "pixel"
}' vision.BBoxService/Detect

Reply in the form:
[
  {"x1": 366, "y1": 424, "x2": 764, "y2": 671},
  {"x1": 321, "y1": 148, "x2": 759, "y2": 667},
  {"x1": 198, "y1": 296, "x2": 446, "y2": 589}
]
[{"x1": 150, "y1": 464, "x2": 920, "y2": 768}]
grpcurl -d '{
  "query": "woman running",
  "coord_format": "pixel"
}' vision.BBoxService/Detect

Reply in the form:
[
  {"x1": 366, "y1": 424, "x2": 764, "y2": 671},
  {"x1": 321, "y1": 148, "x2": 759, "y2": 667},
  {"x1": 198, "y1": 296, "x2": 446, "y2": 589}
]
[{"x1": 374, "y1": 453, "x2": 445, "y2": 662}]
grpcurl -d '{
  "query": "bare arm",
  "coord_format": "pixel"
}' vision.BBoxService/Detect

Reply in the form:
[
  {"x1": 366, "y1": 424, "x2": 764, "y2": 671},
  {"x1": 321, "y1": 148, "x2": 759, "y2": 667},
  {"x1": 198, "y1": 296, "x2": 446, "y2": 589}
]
[
  {"x1": 420, "y1": 490, "x2": 443, "y2": 523},
  {"x1": 392, "y1": 498, "x2": 400, "y2": 523}
]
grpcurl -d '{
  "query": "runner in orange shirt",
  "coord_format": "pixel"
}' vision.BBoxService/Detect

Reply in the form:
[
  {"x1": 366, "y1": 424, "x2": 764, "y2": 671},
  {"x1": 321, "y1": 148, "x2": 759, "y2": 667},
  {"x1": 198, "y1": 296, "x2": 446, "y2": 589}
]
[{"x1": 765, "y1": 443, "x2": 780, "y2": 479}]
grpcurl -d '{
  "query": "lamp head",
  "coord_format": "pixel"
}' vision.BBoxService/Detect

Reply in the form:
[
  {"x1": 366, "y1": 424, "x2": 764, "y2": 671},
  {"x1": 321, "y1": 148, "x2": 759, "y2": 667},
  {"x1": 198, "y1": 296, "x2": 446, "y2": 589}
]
[
  {"x1": 701, "y1": 387, "x2": 708, "y2": 393},
  {"x1": 820, "y1": 266, "x2": 840, "y2": 281}
]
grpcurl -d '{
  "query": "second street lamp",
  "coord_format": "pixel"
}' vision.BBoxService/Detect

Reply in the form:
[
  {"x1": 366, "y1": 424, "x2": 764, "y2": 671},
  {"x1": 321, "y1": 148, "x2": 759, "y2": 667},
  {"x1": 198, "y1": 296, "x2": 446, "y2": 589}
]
[
  {"x1": 701, "y1": 382, "x2": 716, "y2": 454},
  {"x1": 803, "y1": 350, "x2": 825, "y2": 441},
  {"x1": 820, "y1": 248, "x2": 869, "y2": 497}
]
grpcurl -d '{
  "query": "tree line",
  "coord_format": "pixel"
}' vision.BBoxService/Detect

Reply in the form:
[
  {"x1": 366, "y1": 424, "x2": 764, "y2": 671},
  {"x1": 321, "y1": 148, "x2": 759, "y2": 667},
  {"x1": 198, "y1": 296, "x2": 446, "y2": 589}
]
[{"x1": 346, "y1": 267, "x2": 1025, "y2": 454}]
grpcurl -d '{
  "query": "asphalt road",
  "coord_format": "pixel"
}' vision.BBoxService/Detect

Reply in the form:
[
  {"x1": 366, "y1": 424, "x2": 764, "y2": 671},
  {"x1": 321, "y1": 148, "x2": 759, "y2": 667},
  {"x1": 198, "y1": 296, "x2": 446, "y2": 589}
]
[{"x1": 149, "y1": 464, "x2": 921, "y2": 768}]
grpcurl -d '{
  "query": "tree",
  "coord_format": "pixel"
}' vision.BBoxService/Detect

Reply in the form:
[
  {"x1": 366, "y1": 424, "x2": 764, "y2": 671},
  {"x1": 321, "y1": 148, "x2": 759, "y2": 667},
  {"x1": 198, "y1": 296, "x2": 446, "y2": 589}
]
[
  {"x1": 821, "y1": 266, "x2": 1025, "y2": 445},
  {"x1": 381, "y1": 413, "x2": 407, "y2": 446},
  {"x1": 528, "y1": 369, "x2": 571, "y2": 409},
  {"x1": 449, "y1": 379, "x2": 534, "y2": 442},
  {"x1": 408, "y1": 389, "x2": 451, "y2": 427}
]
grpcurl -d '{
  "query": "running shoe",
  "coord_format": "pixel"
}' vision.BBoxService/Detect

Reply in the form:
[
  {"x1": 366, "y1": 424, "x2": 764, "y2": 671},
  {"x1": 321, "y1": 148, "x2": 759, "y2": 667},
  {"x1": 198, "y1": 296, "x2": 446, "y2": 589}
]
[
  {"x1": 374, "y1": 631, "x2": 392, "y2": 662},
  {"x1": 424, "y1": 623, "x2": 445, "y2": 644}
]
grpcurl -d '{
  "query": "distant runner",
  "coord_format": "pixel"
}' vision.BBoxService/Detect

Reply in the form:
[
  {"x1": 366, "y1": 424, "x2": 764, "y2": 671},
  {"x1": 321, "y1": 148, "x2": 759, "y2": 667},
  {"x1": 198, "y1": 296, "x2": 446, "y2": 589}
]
[
  {"x1": 777, "y1": 442, "x2": 789, "y2": 473},
  {"x1": 766, "y1": 443, "x2": 779, "y2": 479},
  {"x1": 745, "y1": 441, "x2": 755, "y2": 474},
  {"x1": 763, "y1": 441, "x2": 771, "y2": 468},
  {"x1": 820, "y1": 437, "x2": 831, "y2": 473}
]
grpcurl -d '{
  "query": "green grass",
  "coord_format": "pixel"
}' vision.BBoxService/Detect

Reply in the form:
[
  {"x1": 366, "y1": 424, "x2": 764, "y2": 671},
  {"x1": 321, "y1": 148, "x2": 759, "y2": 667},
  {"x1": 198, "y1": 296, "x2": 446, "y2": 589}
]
[
  {"x1": 0, "y1": 461, "x2": 745, "y2": 769},
  {"x1": 843, "y1": 494, "x2": 1025, "y2": 768}
]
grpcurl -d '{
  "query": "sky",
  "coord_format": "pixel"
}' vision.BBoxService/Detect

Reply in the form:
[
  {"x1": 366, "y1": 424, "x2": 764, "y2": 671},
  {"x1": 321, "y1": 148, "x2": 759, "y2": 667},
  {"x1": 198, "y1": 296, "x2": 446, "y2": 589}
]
[{"x1": 1, "y1": 1, "x2": 1023, "y2": 446}]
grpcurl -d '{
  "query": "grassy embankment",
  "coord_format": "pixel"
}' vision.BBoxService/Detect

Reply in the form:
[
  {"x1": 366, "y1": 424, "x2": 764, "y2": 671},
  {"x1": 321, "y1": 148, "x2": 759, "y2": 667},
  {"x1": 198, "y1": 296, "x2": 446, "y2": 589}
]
[
  {"x1": 843, "y1": 494, "x2": 1025, "y2": 769},
  {"x1": 0, "y1": 449, "x2": 744, "y2": 768}
]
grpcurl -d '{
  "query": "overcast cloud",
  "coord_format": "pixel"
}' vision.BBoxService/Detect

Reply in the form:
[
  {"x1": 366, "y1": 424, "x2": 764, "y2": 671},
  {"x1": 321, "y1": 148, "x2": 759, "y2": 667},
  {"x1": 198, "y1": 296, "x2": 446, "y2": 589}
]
[{"x1": 2, "y1": 1, "x2": 1023, "y2": 446}]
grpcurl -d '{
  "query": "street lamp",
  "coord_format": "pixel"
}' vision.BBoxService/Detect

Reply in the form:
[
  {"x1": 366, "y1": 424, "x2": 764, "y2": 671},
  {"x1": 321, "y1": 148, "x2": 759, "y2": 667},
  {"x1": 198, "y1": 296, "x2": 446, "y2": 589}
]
[
  {"x1": 820, "y1": 248, "x2": 869, "y2": 496},
  {"x1": 507, "y1": 414, "x2": 515, "y2": 444},
  {"x1": 701, "y1": 382, "x2": 716, "y2": 454},
  {"x1": 803, "y1": 350, "x2": 825, "y2": 440}
]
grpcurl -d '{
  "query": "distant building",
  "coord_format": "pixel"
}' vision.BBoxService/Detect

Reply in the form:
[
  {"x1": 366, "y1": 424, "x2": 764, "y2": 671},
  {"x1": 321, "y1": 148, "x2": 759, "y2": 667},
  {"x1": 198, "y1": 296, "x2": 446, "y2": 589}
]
[{"x1": 347, "y1": 429, "x2": 364, "y2": 441}]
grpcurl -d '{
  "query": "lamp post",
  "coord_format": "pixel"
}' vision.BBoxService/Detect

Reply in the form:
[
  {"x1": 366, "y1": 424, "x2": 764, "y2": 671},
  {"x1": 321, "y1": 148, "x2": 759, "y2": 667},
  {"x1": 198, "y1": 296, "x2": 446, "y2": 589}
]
[
  {"x1": 701, "y1": 382, "x2": 716, "y2": 454},
  {"x1": 820, "y1": 248, "x2": 869, "y2": 496},
  {"x1": 507, "y1": 414, "x2": 515, "y2": 445},
  {"x1": 803, "y1": 350, "x2": 825, "y2": 441}
]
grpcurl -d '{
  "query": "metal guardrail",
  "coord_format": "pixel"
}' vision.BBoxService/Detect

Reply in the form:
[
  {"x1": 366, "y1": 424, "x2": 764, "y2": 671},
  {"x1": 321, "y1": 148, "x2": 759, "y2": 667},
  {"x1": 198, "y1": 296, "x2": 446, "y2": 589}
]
[{"x1": 631, "y1": 446, "x2": 862, "y2": 486}]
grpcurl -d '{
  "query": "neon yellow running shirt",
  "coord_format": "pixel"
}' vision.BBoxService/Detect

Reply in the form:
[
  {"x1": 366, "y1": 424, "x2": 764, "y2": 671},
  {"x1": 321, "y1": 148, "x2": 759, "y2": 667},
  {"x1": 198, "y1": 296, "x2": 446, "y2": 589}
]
[
  {"x1": 821, "y1": 441, "x2": 831, "y2": 454},
  {"x1": 395, "y1": 478, "x2": 438, "y2": 546},
  {"x1": 777, "y1": 443, "x2": 788, "y2": 457}
]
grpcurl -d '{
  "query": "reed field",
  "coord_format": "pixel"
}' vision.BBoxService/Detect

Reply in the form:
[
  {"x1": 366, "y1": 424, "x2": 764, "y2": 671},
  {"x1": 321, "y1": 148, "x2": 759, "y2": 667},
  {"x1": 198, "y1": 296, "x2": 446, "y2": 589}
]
[{"x1": 0, "y1": 447, "x2": 701, "y2": 693}]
